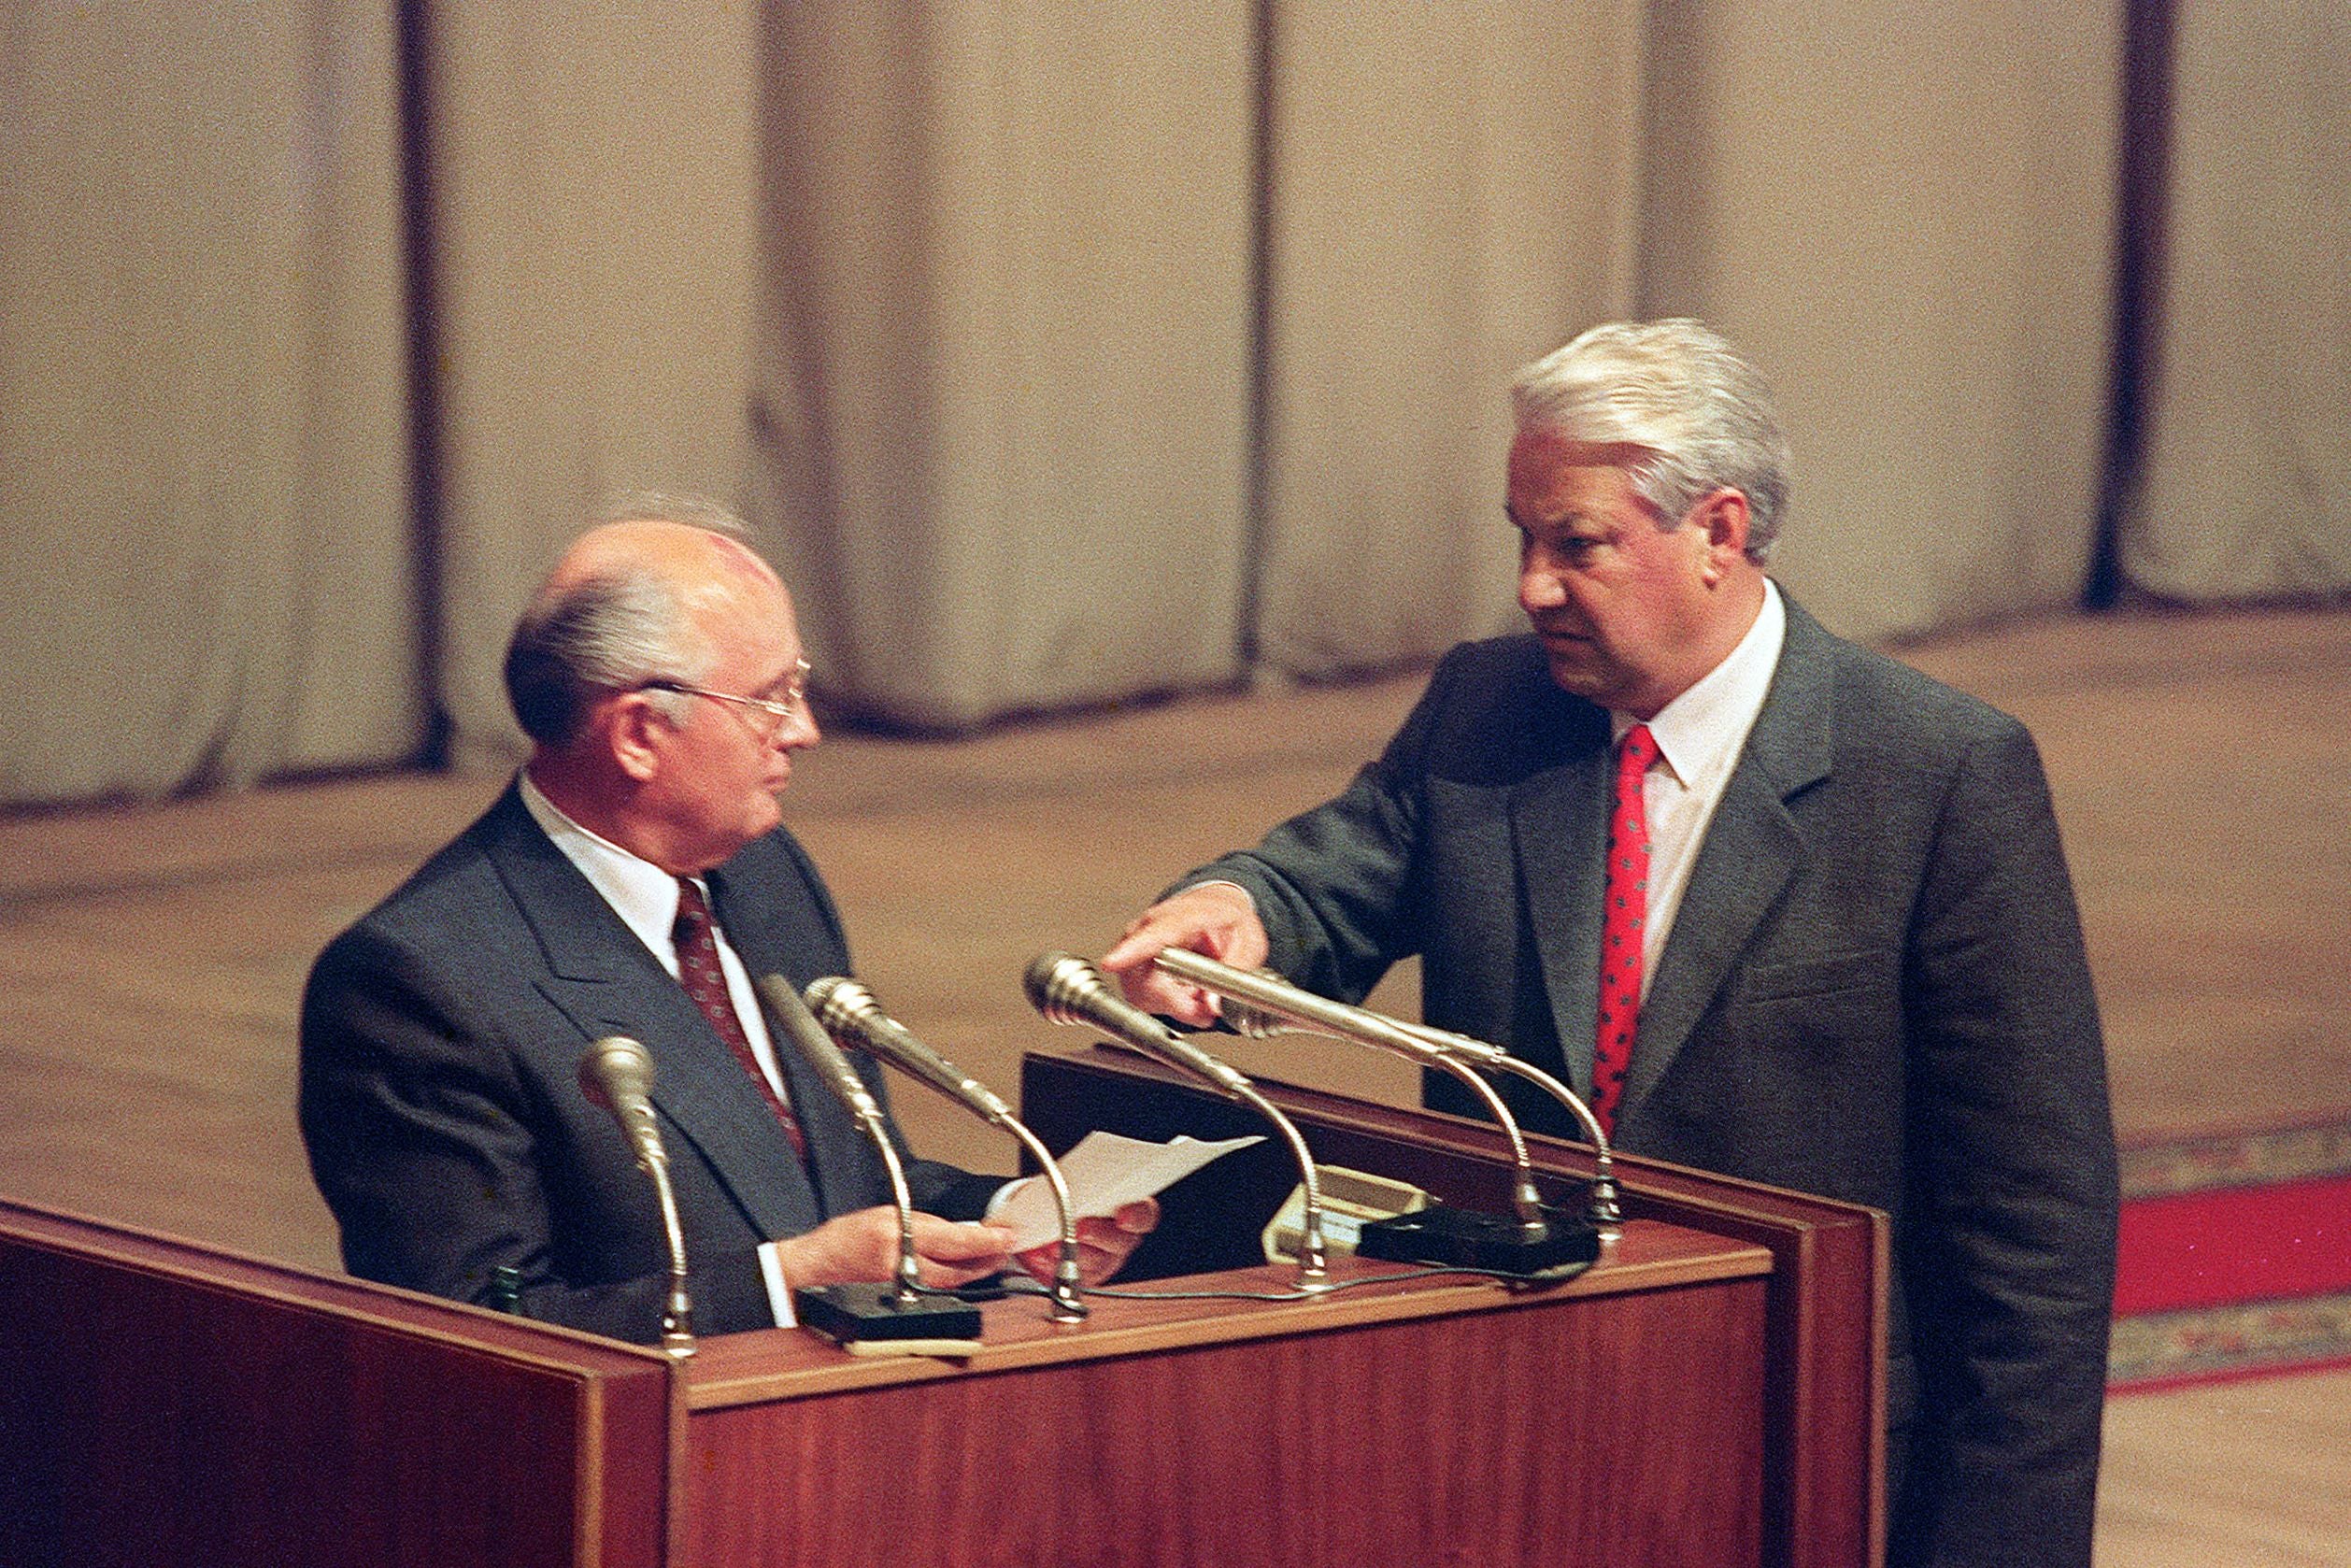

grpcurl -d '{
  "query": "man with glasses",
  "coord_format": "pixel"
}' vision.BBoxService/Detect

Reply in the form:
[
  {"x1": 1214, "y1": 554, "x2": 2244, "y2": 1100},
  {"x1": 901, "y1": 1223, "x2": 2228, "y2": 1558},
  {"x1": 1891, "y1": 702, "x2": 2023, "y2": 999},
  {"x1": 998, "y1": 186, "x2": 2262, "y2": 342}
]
[{"x1": 300, "y1": 501, "x2": 1150, "y2": 1343}]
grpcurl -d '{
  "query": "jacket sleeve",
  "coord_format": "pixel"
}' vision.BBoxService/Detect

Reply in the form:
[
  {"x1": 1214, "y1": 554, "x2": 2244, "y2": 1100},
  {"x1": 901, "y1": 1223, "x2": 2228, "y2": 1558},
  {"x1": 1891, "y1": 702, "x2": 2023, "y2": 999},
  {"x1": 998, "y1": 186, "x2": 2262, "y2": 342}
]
[{"x1": 1893, "y1": 719, "x2": 2118, "y2": 1567}]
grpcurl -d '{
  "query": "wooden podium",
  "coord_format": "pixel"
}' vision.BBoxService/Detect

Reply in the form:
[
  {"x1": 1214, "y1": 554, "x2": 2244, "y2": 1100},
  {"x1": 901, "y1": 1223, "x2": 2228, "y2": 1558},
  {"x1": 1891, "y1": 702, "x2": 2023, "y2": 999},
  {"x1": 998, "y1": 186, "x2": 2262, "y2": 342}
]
[{"x1": 2, "y1": 1047, "x2": 1885, "y2": 1567}]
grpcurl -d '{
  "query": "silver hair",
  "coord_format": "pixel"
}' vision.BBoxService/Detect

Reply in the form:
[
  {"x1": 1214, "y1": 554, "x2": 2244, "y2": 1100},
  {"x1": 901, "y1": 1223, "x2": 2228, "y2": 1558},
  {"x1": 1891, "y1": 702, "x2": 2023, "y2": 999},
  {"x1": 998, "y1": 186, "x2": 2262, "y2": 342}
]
[
  {"x1": 502, "y1": 493, "x2": 754, "y2": 747},
  {"x1": 1509, "y1": 319, "x2": 1790, "y2": 562}
]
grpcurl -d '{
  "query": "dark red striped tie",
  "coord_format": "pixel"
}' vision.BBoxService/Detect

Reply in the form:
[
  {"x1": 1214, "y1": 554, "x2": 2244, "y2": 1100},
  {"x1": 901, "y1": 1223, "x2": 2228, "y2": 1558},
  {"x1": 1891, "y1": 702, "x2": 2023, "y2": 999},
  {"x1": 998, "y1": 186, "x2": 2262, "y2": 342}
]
[
  {"x1": 673, "y1": 877, "x2": 806, "y2": 1161},
  {"x1": 1592, "y1": 724, "x2": 1658, "y2": 1135}
]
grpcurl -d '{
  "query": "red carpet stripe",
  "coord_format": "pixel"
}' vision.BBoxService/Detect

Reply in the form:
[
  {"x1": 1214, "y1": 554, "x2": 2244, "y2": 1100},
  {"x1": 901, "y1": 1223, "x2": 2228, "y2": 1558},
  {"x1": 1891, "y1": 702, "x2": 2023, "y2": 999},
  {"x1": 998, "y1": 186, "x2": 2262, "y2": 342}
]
[
  {"x1": 2113, "y1": 1176, "x2": 2351, "y2": 1316},
  {"x1": 2108, "y1": 1116, "x2": 2351, "y2": 1391}
]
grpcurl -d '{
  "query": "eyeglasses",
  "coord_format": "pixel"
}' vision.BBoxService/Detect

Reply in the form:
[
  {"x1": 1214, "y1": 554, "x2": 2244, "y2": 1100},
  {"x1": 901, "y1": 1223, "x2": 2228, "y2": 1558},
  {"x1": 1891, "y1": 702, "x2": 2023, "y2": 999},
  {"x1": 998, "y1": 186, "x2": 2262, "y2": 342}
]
[{"x1": 640, "y1": 658, "x2": 812, "y2": 742}]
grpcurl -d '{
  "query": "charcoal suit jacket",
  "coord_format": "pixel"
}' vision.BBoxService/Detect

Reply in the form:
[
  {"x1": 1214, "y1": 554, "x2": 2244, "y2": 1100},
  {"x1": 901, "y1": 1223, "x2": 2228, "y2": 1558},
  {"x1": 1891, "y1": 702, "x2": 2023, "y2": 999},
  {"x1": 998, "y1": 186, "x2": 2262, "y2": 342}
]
[
  {"x1": 1183, "y1": 596, "x2": 2118, "y2": 1567},
  {"x1": 299, "y1": 783, "x2": 1002, "y2": 1343}
]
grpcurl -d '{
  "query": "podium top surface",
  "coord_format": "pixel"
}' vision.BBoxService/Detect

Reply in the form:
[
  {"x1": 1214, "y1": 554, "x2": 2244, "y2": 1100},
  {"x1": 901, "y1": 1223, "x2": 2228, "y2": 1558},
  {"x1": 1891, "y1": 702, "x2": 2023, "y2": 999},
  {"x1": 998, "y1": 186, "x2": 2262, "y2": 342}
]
[{"x1": 681, "y1": 1215, "x2": 1770, "y2": 1411}]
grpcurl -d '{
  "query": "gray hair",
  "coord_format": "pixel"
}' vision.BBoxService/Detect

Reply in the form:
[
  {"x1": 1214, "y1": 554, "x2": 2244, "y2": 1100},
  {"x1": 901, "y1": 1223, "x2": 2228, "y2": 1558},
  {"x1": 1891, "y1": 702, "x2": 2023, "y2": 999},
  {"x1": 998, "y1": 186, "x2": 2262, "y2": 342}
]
[
  {"x1": 1510, "y1": 319, "x2": 1790, "y2": 562},
  {"x1": 502, "y1": 493, "x2": 755, "y2": 747}
]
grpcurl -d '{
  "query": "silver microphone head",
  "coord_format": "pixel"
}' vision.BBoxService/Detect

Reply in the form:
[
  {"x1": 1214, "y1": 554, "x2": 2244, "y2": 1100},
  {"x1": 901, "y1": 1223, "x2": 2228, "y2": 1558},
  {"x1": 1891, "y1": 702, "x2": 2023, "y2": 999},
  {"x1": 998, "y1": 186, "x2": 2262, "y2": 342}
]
[
  {"x1": 1022, "y1": 951, "x2": 1114, "y2": 1027},
  {"x1": 1026, "y1": 950, "x2": 1266, "y2": 1100},
  {"x1": 753, "y1": 973, "x2": 883, "y2": 1120},
  {"x1": 813, "y1": 975, "x2": 1018, "y2": 1126},
  {"x1": 805, "y1": 974, "x2": 876, "y2": 1036},
  {"x1": 578, "y1": 1034, "x2": 655, "y2": 1112}
]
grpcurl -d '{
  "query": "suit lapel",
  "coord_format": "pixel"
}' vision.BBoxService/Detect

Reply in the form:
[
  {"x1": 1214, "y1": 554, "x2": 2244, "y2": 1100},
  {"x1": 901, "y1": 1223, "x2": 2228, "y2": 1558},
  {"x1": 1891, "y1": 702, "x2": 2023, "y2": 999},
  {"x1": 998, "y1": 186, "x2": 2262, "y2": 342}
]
[
  {"x1": 478, "y1": 789, "x2": 823, "y2": 1238},
  {"x1": 1617, "y1": 602, "x2": 1837, "y2": 1124},
  {"x1": 1511, "y1": 736, "x2": 1614, "y2": 1097},
  {"x1": 705, "y1": 866, "x2": 878, "y2": 1212}
]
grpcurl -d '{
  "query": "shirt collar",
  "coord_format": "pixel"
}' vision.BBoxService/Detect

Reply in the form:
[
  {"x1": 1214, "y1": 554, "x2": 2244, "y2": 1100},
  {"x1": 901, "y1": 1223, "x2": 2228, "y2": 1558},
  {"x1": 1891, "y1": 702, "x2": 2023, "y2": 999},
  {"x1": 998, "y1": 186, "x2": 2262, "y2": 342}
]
[
  {"x1": 1611, "y1": 577, "x2": 1787, "y2": 789},
  {"x1": 517, "y1": 769, "x2": 693, "y2": 962}
]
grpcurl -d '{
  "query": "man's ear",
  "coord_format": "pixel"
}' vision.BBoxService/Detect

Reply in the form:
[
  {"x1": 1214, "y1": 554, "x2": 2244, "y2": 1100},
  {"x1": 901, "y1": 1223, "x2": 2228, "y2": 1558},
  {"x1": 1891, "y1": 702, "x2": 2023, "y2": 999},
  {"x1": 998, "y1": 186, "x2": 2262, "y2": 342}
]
[
  {"x1": 606, "y1": 692, "x2": 666, "y2": 783},
  {"x1": 1689, "y1": 489, "x2": 1753, "y2": 584}
]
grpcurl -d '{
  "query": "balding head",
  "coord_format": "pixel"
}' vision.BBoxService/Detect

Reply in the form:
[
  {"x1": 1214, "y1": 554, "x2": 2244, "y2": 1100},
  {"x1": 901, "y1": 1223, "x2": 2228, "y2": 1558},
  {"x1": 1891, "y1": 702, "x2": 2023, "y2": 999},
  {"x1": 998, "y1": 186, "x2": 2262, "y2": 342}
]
[
  {"x1": 508, "y1": 499, "x2": 817, "y2": 872},
  {"x1": 504, "y1": 506, "x2": 791, "y2": 748},
  {"x1": 545, "y1": 516, "x2": 779, "y2": 605}
]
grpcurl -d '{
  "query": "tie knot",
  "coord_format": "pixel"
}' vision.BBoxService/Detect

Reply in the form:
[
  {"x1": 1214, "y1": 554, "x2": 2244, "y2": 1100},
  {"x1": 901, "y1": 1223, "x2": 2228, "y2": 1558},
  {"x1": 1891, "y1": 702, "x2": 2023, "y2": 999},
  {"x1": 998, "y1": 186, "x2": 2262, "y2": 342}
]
[{"x1": 1619, "y1": 723, "x2": 1659, "y2": 775}]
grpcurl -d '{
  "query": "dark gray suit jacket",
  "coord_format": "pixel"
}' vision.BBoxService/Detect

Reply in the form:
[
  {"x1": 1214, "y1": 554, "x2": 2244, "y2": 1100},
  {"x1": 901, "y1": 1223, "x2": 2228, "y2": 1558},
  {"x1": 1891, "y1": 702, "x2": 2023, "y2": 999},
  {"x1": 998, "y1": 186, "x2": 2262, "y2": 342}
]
[
  {"x1": 299, "y1": 783, "x2": 1002, "y2": 1343},
  {"x1": 1188, "y1": 598, "x2": 2117, "y2": 1568}
]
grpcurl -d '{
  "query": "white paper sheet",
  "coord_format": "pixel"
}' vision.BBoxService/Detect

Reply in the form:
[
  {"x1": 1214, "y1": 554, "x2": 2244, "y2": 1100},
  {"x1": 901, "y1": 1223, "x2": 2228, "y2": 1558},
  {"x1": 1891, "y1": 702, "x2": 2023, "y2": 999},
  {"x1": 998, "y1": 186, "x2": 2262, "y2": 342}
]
[{"x1": 993, "y1": 1130, "x2": 1263, "y2": 1251}]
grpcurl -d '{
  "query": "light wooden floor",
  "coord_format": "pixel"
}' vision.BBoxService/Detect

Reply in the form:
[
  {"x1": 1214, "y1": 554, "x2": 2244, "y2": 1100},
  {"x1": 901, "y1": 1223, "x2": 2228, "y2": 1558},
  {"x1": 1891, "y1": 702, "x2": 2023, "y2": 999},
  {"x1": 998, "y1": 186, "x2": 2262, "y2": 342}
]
[{"x1": 3, "y1": 603, "x2": 2345, "y2": 1563}]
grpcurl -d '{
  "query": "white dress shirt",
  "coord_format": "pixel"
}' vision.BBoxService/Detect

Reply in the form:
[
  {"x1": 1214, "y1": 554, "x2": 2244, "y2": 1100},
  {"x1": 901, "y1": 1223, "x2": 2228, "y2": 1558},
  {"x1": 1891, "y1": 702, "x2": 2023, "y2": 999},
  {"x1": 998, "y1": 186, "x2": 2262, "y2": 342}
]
[{"x1": 1610, "y1": 578, "x2": 1787, "y2": 1000}]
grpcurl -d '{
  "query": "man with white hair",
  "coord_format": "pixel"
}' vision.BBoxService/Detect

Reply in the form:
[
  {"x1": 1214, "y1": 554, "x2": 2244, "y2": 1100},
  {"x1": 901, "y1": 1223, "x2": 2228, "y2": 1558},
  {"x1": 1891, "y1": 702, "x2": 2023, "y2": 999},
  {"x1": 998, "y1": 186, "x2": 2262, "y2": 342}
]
[
  {"x1": 302, "y1": 500, "x2": 1149, "y2": 1343},
  {"x1": 1107, "y1": 321, "x2": 2116, "y2": 1566}
]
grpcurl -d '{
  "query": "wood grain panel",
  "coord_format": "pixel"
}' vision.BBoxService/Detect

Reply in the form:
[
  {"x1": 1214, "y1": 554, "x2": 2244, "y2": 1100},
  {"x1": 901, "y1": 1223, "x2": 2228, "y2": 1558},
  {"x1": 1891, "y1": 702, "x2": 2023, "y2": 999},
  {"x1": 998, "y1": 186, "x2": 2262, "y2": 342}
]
[
  {"x1": 1020, "y1": 1048, "x2": 1885, "y2": 1568},
  {"x1": 0, "y1": 1202, "x2": 675, "y2": 1568},
  {"x1": 687, "y1": 1274, "x2": 1768, "y2": 1568}
]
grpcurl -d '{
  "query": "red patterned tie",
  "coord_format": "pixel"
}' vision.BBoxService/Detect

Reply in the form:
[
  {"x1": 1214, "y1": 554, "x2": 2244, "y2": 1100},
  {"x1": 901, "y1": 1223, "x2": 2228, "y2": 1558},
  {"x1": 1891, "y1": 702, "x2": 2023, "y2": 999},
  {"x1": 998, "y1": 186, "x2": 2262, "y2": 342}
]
[
  {"x1": 1592, "y1": 723, "x2": 1659, "y2": 1135},
  {"x1": 673, "y1": 877, "x2": 807, "y2": 1162}
]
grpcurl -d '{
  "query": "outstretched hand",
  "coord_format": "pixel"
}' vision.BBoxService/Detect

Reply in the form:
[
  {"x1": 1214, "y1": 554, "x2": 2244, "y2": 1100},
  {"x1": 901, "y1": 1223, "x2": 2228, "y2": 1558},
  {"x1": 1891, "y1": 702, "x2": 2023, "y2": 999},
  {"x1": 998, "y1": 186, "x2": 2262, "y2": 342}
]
[{"x1": 1100, "y1": 883, "x2": 1268, "y2": 1029}]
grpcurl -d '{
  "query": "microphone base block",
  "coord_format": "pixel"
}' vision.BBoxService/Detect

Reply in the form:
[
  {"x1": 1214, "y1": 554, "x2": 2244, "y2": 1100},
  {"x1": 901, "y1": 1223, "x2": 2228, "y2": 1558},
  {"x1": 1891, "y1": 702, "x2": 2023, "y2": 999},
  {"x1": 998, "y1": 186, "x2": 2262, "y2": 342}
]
[
  {"x1": 795, "y1": 1284, "x2": 984, "y2": 1345},
  {"x1": 1355, "y1": 1202, "x2": 1602, "y2": 1278}
]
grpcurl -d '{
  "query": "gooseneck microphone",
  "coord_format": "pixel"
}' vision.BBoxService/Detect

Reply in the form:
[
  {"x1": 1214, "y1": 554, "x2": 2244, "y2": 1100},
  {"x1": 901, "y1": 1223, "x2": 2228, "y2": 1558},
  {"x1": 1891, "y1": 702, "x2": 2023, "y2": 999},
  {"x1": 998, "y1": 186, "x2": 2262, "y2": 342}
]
[
  {"x1": 806, "y1": 976, "x2": 1088, "y2": 1321},
  {"x1": 1152, "y1": 949, "x2": 1548, "y2": 1234},
  {"x1": 805, "y1": 976, "x2": 1015, "y2": 1121},
  {"x1": 753, "y1": 974, "x2": 987, "y2": 1344},
  {"x1": 1150, "y1": 949, "x2": 1622, "y2": 1249},
  {"x1": 1378, "y1": 1019, "x2": 1622, "y2": 1239},
  {"x1": 577, "y1": 1036, "x2": 695, "y2": 1358},
  {"x1": 1023, "y1": 952, "x2": 1330, "y2": 1291},
  {"x1": 752, "y1": 974, "x2": 922, "y2": 1303}
]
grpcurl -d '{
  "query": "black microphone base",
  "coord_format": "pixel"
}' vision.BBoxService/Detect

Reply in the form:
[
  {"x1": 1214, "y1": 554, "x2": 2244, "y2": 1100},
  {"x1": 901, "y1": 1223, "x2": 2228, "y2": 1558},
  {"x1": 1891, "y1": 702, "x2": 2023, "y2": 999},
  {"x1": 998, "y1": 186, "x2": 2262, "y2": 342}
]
[
  {"x1": 794, "y1": 1283, "x2": 983, "y2": 1345},
  {"x1": 1356, "y1": 1202, "x2": 1603, "y2": 1278}
]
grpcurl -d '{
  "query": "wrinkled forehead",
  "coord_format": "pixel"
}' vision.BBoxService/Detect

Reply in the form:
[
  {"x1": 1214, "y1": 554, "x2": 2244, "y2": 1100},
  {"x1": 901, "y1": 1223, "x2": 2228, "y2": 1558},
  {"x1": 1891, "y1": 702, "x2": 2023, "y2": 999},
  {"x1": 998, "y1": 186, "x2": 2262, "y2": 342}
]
[{"x1": 689, "y1": 557, "x2": 799, "y2": 670}]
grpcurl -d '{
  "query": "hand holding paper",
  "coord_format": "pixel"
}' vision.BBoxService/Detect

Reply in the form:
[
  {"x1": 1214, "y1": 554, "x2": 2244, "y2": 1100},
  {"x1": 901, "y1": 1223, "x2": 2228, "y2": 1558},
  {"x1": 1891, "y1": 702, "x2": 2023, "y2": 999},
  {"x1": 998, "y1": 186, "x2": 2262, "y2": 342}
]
[{"x1": 994, "y1": 1130, "x2": 1263, "y2": 1253}]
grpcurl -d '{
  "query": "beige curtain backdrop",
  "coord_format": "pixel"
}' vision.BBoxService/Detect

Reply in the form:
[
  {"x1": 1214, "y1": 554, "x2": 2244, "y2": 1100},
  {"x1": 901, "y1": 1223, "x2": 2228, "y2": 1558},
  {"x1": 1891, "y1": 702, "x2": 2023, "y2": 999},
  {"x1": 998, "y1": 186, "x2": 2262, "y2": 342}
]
[
  {"x1": 5, "y1": 3, "x2": 2344, "y2": 805},
  {"x1": 1255, "y1": 0, "x2": 1646, "y2": 678},
  {"x1": 1635, "y1": 0, "x2": 2125, "y2": 645},
  {"x1": 748, "y1": 3, "x2": 1256, "y2": 731},
  {"x1": 423, "y1": 1, "x2": 762, "y2": 763},
  {"x1": 0, "y1": 3, "x2": 414, "y2": 804},
  {"x1": 2121, "y1": 0, "x2": 2351, "y2": 600}
]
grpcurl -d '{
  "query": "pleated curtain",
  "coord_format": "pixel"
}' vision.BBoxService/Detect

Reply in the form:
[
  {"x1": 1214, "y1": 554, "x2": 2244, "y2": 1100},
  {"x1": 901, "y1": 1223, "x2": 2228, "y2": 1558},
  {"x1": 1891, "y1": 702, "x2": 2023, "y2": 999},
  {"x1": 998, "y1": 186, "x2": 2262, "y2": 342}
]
[{"x1": 2, "y1": 1, "x2": 2343, "y2": 804}]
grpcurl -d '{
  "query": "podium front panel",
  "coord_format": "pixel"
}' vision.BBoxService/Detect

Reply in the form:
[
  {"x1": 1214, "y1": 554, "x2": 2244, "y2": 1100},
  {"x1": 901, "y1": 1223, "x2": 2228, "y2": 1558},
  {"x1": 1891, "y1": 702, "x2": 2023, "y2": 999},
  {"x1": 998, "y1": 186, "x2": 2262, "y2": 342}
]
[
  {"x1": 685, "y1": 1254, "x2": 1769, "y2": 1567},
  {"x1": 1, "y1": 1200, "x2": 676, "y2": 1568}
]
